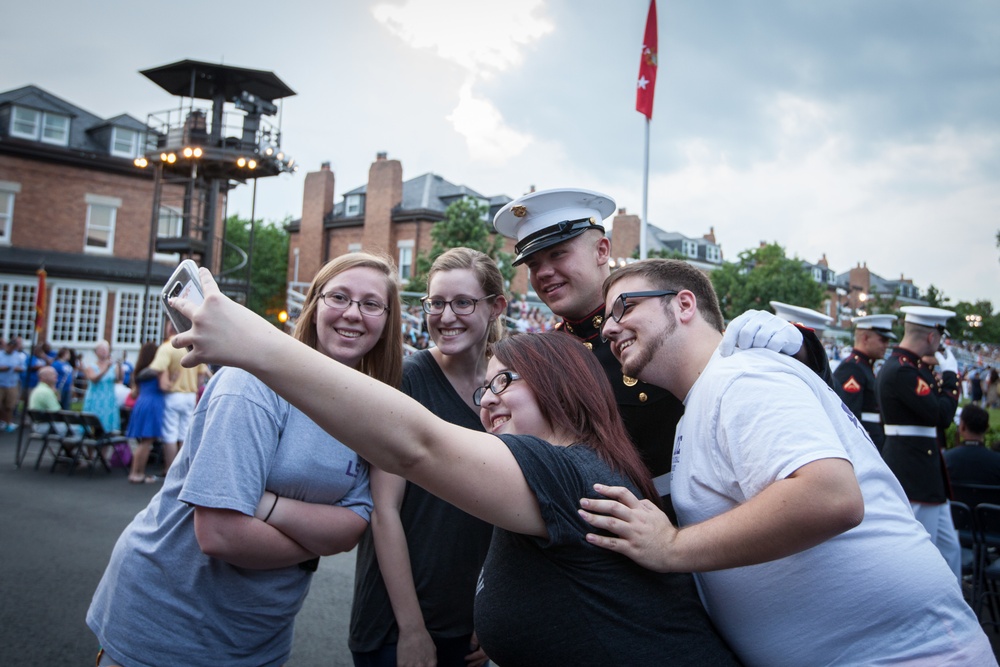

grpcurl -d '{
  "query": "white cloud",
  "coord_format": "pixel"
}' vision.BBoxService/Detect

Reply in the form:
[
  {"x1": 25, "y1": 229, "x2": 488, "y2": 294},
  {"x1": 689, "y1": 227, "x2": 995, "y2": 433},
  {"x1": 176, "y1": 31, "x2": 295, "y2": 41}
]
[
  {"x1": 372, "y1": 0, "x2": 553, "y2": 162},
  {"x1": 446, "y1": 81, "x2": 532, "y2": 163},
  {"x1": 372, "y1": 0, "x2": 553, "y2": 75}
]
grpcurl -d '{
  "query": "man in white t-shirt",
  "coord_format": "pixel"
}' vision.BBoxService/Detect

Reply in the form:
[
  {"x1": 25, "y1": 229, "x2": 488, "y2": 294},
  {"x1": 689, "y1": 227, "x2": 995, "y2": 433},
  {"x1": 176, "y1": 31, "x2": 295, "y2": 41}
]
[{"x1": 578, "y1": 258, "x2": 994, "y2": 667}]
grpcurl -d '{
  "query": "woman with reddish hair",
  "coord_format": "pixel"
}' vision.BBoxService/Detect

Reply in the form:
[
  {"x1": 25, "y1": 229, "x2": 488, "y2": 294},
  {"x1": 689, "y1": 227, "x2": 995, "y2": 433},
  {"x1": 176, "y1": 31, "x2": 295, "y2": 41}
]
[{"x1": 170, "y1": 268, "x2": 739, "y2": 665}]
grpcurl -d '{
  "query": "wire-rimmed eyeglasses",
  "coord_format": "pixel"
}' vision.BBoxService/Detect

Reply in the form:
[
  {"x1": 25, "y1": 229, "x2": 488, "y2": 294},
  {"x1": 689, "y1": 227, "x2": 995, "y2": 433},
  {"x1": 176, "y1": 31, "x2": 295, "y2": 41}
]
[
  {"x1": 472, "y1": 370, "x2": 522, "y2": 406},
  {"x1": 320, "y1": 292, "x2": 389, "y2": 317},
  {"x1": 600, "y1": 290, "x2": 678, "y2": 342},
  {"x1": 421, "y1": 294, "x2": 496, "y2": 316}
]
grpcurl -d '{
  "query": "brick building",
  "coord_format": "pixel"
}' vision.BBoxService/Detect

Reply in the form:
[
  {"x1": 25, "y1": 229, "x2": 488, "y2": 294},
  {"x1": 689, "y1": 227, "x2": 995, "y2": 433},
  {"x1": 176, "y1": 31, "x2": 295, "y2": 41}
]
[
  {"x1": 287, "y1": 154, "x2": 527, "y2": 301},
  {"x1": 0, "y1": 85, "x2": 190, "y2": 356}
]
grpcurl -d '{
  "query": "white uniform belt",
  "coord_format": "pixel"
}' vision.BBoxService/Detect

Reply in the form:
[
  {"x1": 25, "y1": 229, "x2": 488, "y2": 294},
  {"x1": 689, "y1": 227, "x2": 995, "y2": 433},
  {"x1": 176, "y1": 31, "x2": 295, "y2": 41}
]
[
  {"x1": 653, "y1": 472, "x2": 671, "y2": 497},
  {"x1": 861, "y1": 412, "x2": 881, "y2": 424},
  {"x1": 884, "y1": 425, "x2": 936, "y2": 438}
]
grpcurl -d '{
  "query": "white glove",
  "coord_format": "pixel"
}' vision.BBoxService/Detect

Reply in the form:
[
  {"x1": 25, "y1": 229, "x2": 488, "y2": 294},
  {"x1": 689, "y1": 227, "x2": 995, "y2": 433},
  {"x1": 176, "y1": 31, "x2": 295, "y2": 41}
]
[
  {"x1": 719, "y1": 309, "x2": 804, "y2": 357},
  {"x1": 935, "y1": 346, "x2": 958, "y2": 375}
]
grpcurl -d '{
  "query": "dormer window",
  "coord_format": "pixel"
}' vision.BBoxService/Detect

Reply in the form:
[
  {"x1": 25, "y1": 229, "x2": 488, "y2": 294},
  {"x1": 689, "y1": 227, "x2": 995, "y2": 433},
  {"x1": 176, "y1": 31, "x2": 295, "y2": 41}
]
[
  {"x1": 111, "y1": 127, "x2": 141, "y2": 158},
  {"x1": 10, "y1": 106, "x2": 70, "y2": 145},
  {"x1": 345, "y1": 194, "x2": 364, "y2": 217}
]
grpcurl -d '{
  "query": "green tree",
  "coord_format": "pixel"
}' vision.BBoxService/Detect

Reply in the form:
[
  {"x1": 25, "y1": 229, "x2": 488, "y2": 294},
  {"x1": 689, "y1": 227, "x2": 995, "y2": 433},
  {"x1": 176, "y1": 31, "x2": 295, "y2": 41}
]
[
  {"x1": 408, "y1": 198, "x2": 515, "y2": 293},
  {"x1": 922, "y1": 284, "x2": 951, "y2": 309},
  {"x1": 710, "y1": 243, "x2": 827, "y2": 321},
  {"x1": 220, "y1": 215, "x2": 290, "y2": 325}
]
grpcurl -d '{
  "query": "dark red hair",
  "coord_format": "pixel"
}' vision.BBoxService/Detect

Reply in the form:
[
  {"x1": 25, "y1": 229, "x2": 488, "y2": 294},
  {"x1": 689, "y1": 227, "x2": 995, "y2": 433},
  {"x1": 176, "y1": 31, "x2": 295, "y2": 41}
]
[{"x1": 492, "y1": 331, "x2": 659, "y2": 504}]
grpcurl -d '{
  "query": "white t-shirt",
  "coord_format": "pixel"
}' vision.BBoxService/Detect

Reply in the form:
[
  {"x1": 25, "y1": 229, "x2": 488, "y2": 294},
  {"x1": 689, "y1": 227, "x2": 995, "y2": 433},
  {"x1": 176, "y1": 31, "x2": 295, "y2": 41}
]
[{"x1": 672, "y1": 348, "x2": 994, "y2": 667}]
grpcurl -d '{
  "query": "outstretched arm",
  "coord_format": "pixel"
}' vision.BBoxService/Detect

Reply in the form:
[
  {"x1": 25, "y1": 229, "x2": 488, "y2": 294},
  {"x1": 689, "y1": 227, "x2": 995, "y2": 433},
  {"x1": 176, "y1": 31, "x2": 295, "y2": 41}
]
[
  {"x1": 171, "y1": 269, "x2": 546, "y2": 538},
  {"x1": 578, "y1": 457, "x2": 863, "y2": 572}
]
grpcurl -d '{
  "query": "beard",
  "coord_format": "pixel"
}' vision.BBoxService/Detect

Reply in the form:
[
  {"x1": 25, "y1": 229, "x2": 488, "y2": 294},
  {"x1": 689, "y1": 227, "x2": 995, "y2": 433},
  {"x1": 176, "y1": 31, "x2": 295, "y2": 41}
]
[{"x1": 621, "y1": 312, "x2": 676, "y2": 379}]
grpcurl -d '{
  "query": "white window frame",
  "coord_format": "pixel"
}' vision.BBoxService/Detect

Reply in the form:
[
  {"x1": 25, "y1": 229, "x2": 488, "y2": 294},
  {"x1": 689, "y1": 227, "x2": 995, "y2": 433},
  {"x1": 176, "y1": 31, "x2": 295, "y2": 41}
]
[
  {"x1": 347, "y1": 243, "x2": 362, "y2": 254},
  {"x1": 684, "y1": 240, "x2": 698, "y2": 259},
  {"x1": 154, "y1": 205, "x2": 183, "y2": 261},
  {"x1": 397, "y1": 240, "x2": 414, "y2": 281},
  {"x1": 10, "y1": 106, "x2": 70, "y2": 145},
  {"x1": 110, "y1": 127, "x2": 140, "y2": 158},
  {"x1": 49, "y1": 282, "x2": 106, "y2": 346},
  {"x1": 345, "y1": 194, "x2": 363, "y2": 217},
  {"x1": 0, "y1": 279, "x2": 37, "y2": 342},
  {"x1": 84, "y1": 194, "x2": 122, "y2": 254},
  {"x1": 0, "y1": 181, "x2": 20, "y2": 246},
  {"x1": 114, "y1": 288, "x2": 163, "y2": 347},
  {"x1": 706, "y1": 245, "x2": 720, "y2": 262},
  {"x1": 41, "y1": 112, "x2": 70, "y2": 145},
  {"x1": 10, "y1": 107, "x2": 39, "y2": 139}
]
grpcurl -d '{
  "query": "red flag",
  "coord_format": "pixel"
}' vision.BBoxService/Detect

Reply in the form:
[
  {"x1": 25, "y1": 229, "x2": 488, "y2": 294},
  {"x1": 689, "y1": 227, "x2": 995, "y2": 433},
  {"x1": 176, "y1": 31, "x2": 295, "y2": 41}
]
[
  {"x1": 35, "y1": 267, "x2": 46, "y2": 332},
  {"x1": 636, "y1": 0, "x2": 658, "y2": 119}
]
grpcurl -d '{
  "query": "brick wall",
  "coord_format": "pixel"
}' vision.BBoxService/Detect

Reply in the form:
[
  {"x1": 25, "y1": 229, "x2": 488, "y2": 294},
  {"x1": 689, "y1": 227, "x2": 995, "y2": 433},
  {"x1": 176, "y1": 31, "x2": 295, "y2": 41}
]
[
  {"x1": 361, "y1": 153, "x2": 402, "y2": 253},
  {"x1": 293, "y1": 163, "x2": 334, "y2": 285},
  {"x1": 0, "y1": 154, "x2": 186, "y2": 260},
  {"x1": 610, "y1": 208, "x2": 640, "y2": 259}
]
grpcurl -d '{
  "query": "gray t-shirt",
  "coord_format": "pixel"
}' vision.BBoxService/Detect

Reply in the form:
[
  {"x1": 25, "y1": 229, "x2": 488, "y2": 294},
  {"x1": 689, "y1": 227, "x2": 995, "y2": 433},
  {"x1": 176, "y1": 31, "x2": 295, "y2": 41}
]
[{"x1": 87, "y1": 367, "x2": 372, "y2": 667}]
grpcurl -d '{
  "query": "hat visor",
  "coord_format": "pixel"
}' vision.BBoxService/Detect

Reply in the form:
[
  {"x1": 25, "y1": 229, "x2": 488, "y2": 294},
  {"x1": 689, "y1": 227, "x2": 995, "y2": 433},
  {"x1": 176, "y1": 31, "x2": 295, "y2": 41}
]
[
  {"x1": 876, "y1": 330, "x2": 897, "y2": 341},
  {"x1": 511, "y1": 225, "x2": 600, "y2": 266}
]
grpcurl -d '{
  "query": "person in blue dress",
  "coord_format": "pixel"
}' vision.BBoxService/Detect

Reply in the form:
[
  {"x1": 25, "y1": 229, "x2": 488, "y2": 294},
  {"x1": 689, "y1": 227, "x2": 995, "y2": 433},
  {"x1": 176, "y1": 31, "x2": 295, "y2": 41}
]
[
  {"x1": 126, "y1": 342, "x2": 167, "y2": 484},
  {"x1": 82, "y1": 340, "x2": 122, "y2": 432}
]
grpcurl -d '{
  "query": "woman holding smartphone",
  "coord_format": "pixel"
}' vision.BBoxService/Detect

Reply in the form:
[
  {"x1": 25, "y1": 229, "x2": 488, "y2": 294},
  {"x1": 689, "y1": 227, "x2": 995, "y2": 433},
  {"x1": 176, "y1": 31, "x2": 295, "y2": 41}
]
[
  {"x1": 87, "y1": 253, "x2": 402, "y2": 667},
  {"x1": 351, "y1": 248, "x2": 503, "y2": 667},
  {"x1": 169, "y1": 268, "x2": 740, "y2": 665}
]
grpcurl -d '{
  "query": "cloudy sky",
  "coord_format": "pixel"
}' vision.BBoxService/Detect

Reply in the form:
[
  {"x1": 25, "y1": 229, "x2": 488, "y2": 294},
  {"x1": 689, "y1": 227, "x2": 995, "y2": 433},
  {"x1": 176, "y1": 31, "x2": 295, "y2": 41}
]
[{"x1": 4, "y1": 0, "x2": 999, "y2": 308}]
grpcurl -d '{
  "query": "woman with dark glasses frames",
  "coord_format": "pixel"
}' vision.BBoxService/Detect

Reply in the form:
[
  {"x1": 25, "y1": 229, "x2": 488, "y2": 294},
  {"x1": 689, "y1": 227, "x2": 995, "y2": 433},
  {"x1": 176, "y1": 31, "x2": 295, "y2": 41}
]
[
  {"x1": 351, "y1": 248, "x2": 504, "y2": 667},
  {"x1": 170, "y1": 267, "x2": 741, "y2": 665}
]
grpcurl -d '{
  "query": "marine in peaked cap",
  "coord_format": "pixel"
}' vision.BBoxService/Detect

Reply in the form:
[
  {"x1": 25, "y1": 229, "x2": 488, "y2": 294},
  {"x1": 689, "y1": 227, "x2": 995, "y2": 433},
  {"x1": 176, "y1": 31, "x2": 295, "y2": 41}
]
[
  {"x1": 495, "y1": 188, "x2": 678, "y2": 497},
  {"x1": 494, "y1": 188, "x2": 616, "y2": 267},
  {"x1": 877, "y1": 305, "x2": 962, "y2": 581},
  {"x1": 833, "y1": 314, "x2": 898, "y2": 451}
]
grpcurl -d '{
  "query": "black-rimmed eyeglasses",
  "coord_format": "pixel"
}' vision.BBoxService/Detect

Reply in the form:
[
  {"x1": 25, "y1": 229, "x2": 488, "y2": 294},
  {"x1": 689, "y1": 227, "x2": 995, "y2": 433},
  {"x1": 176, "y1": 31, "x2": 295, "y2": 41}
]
[
  {"x1": 421, "y1": 295, "x2": 496, "y2": 316},
  {"x1": 473, "y1": 370, "x2": 522, "y2": 406},
  {"x1": 600, "y1": 290, "x2": 678, "y2": 342},
  {"x1": 320, "y1": 292, "x2": 389, "y2": 317}
]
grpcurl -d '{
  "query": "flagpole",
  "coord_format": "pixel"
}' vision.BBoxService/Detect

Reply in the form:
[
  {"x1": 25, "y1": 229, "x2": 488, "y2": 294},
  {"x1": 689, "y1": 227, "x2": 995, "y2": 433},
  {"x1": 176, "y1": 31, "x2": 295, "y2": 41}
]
[{"x1": 641, "y1": 117, "x2": 649, "y2": 260}]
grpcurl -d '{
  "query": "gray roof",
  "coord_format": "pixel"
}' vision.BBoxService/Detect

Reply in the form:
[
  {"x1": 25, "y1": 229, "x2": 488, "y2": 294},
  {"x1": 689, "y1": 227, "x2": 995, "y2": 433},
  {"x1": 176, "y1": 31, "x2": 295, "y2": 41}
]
[
  {"x1": 334, "y1": 172, "x2": 506, "y2": 219},
  {"x1": 0, "y1": 85, "x2": 150, "y2": 155}
]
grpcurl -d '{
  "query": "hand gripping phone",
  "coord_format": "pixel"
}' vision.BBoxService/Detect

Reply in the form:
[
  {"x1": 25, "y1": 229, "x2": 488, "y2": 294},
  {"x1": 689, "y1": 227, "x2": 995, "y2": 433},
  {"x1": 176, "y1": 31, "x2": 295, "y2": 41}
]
[{"x1": 161, "y1": 259, "x2": 204, "y2": 334}]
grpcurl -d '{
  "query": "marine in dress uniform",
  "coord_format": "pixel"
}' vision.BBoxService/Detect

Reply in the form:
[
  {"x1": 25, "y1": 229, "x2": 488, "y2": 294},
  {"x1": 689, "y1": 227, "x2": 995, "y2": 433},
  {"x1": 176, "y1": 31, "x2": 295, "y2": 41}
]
[
  {"x1": 877, "y1": 305, "x2": 962, "y2": 580},
  {"x1": 493, "y1": 190, "x2": 830, "y2": 500},
  {"x1": 494, "y1": 188, "x2": 678, "y2": 496},
  {"x1": 833, "y1": 314, "x2": 897, "y2": 451}
]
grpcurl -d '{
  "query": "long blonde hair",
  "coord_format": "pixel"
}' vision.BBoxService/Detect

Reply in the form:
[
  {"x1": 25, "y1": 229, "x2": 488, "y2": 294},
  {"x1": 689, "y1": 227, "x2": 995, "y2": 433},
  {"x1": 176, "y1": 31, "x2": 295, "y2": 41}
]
[
  {"x1": 294, "y1": 252, "x2": 403, "y2": 388},
  {"x1": 427, "y1": 247, "x2": 507, "y2": 357}
]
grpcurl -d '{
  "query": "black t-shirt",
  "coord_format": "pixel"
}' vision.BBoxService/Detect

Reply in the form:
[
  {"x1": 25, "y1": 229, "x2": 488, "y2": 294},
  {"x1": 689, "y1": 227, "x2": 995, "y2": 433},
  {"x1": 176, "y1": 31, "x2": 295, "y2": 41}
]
[
  {"x1": 349, "y1": 351, "x2": 494, "y2": 652},
  {"x1": 475, "y1": 434, "x2": 740, "y2": 666}
]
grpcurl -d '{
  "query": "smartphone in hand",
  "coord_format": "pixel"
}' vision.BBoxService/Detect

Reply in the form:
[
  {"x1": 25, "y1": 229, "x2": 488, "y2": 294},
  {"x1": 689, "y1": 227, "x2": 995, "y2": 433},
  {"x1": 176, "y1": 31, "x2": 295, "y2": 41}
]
[{"x1": 161, "y1": 259, "x2": 204, "y2": 334}]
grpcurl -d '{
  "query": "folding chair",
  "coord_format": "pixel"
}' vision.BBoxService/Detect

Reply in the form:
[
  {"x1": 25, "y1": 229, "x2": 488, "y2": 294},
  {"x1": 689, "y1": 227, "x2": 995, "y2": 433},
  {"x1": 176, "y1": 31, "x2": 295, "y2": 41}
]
[
  {"x1": 973, "y1": 503, "x2": 1000, "y2": 628},
  {"x1": 44, "y1": 411, "x2": 86, "y2": 473},
  {"x1": 71, "y1": 412, "x2": 127, "y2": 476},
  {"x1": 952, "y1": 483, "x2": 1000, "y2": 510},
  {"x1": 24, "y1": 410, "x2": 63, "y2": 469},
  {"x1": 950, "y1": 501, "x2": 978, "y2": 605}
]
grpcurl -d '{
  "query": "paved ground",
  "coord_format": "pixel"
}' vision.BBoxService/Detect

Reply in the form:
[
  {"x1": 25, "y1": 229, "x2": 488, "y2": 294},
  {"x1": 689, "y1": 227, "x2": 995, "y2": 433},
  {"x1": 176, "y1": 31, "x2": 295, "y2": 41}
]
[
  {"x1": 4, "y1": 425, "x2": 1000, "y2": 665},
  {"x1": 0, "y1": 428, "x2": 354, "y2": 666}
]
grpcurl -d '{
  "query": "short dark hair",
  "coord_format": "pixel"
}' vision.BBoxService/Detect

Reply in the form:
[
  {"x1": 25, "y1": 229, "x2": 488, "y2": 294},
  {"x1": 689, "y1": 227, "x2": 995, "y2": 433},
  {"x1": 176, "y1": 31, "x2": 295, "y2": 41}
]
[
  {"x1": 960, "y1": 404, "x2": 990, "y2": 436},
  {"x1": 602, "y1": 259, "x2": 725, "y2": 332}
]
